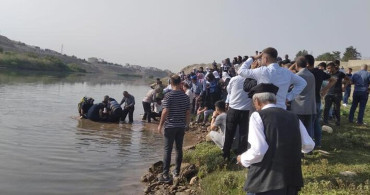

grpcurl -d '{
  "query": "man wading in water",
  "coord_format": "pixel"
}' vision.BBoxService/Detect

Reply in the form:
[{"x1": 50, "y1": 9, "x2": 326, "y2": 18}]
[{"x1": 157, "y1": 75, "x2": 190, "y2": 183}]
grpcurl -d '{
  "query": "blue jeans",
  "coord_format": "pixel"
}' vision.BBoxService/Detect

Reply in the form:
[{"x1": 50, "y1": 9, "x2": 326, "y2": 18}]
[
  {"x1": 163, "y1": 127, "x2": 185, "y2": 175},
  {"x1": 343, "y1": 86, "x2": 351, "y2": 104},
  {"x1": 349, "y1": 91, "x2": 369, "y2": 124},
  {"x1": 313, "y1": 101, "x2": 322, "y2": 146}
]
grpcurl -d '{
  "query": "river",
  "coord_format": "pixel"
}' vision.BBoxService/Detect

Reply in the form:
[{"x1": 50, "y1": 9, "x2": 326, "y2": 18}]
[{"x1": 0, "y1": 72, "x2": 194, "y2": 195}]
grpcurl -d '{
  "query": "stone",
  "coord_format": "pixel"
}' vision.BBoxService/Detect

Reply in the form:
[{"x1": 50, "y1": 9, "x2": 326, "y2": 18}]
[
  {"x1": 141, "y1": 175, "x2": 148, "y2": 182},
  {"x1": 181, "y1": 164, "x2": 197, "y2": 180},
  {"x1": 189, "y1": 176, "x2": 198, "y2": 185},
  {"x1": 322, "y1": 125, "x2": 333, "y2": 133},
  {"x1": 149, "y1": 161, "x2": 163, "y2": 174},
  {"x1": 339, "y1": 171, "x2": 357, "y2": 177},
  {"x1": 205, "y1": 133, "x2": 212, "y2": 142},
  {"x1": 147, "y1": 173, "x2": 156, "y2": 182}
]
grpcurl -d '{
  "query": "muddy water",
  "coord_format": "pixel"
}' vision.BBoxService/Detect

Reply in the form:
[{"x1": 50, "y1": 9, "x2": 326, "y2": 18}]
[{"x1": 0, "y1": 74, "x2": 196, "y2": 194}]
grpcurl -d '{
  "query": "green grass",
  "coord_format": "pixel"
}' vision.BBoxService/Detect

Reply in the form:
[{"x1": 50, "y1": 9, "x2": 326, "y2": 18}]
[
  {"x1": 184, "y1": 102, "x2": 370, "y2": 195},
  {"x1": 0, "y1": 52, "x2": 86, "y2": 73}
]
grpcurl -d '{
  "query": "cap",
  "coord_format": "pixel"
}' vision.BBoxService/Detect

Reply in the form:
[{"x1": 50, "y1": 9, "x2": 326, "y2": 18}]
[{"x1": 248, "y1": 83, "x2": 279, "y2": 98}]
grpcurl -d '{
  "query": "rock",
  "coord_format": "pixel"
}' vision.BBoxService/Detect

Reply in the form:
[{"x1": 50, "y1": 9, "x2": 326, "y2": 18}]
[
  {"x1": 147, "y1": 173, "x2": 156, "y2": 182},
  {"x1": 189, "y1": 176, "x2": 198, "y2": 185},
  {"x1": 181, "y1": 164, "x2": 197, "y2": 180},
  {"x1": 141, "y1": 175, "x2": 148, "y2": 182},
  {"x1": 322, "y1": 125, "x2": 333, "y2": 133},
  {"x1": 144, "y1": 186, "x2": 150, "y2": 193},
  {"x1": 205, "y1": 133, "x2": 212, "y2": 142},
  {"x1": 339, "y1": 171, "x2": 357, "y2": 177},
  {"x1": 172, "y1": 177, "x2": 180, "y2": 187},
  {"x1": 149, "y1": 161, "x2": 163, "y2": 174}
]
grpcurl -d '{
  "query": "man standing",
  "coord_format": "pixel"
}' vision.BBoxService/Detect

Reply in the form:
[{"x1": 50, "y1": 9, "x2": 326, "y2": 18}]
[
  {"x1": 238, "y1": 47, "x2": 307, "y2": 110},
  {"x1": 222, "y1": 66, "x2": 252, "y2": 160},
  {"x1": 142, "y1": 88, "x2": 155, "y2": 123},
  {"x1": 120, "y1": 91, "x2": 135, "y2": 123},
  {"x1": 349, "y1": 64, "x2": 369, "y2": 125},
  {"x1": 157, "y1": 75, "x2": 190, "y2": 183},
  {"x1": 290, "y1": 56, "x2": 316, "y2": 137},
  {"x1": 237, "y1": 83, "x2": 315, "y2": 195},
  {"x1": 323, "y1": 63, "x2": 350, "y2": 126},
  {"x1": 343, "y1": 68, "x2": 353, "y2": 106},
  {"x1": 305, "y1": 55, "x2": 336, "y2": 147}
]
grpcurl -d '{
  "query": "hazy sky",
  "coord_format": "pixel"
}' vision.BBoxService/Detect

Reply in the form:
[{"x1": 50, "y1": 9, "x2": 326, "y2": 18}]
[{"x1": 1, "y1": 0, "x2": 369, "y2": 72}]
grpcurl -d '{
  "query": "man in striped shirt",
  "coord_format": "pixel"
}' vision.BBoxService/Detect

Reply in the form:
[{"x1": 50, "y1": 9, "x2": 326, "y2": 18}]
[{"x1": 157, "y1": 75, "x2": 191, "y2": 183}]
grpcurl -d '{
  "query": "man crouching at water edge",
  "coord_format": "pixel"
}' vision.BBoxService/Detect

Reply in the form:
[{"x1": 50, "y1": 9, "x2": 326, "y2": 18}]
[
  {"x1": 157, "y1": 75, "x2": 191, "y2": 183},
  {"x1": 236, "y1": 83, "x2": 315, "y2": 195}
]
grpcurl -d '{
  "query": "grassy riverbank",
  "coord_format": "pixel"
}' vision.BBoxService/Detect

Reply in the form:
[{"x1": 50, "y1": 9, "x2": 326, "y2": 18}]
[
  {"x1": 0, "y1": 52, "x2": 86, "y2": 72},
  {"x1": 183, "y1": 104, "x2": 370, "y2": 195}
]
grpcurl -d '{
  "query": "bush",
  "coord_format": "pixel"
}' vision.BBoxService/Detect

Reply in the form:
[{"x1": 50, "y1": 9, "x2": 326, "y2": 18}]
[{"x1": 67, "y1": 63, "x2": 87, "y2": 73}]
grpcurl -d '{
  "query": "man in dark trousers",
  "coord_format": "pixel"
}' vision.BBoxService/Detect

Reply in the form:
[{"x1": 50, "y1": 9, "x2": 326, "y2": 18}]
[
  {"x1": 120, "y1": 91, "x2": 135, "y2": 123},
  {"x1": 157, "y1": 75, "x2": 190, "y2": 183},
  {"x1": 237, "y1": 83, "x2": 315, "y2": 195}
]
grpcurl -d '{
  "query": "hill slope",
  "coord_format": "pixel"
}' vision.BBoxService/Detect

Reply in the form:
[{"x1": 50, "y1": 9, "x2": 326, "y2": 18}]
[{"x1": 0, "y1": 34, "x2": 172, "y2": 78}]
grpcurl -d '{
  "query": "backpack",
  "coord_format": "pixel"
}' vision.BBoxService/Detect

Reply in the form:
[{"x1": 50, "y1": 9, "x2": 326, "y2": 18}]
[{"x1": 78, "y1": 96, "x2": 94, "y2": 112}]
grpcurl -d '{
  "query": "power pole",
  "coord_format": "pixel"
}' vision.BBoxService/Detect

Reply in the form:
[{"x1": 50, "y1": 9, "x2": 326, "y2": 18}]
[{"x1": 61, "y1": 44, "x2": 64, "y2": 54}]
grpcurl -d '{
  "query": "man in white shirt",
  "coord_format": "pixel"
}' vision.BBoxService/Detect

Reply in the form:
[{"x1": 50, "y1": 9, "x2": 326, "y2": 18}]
[
  {"x1": 238, "y1": 47, "x2": 307, "y2": 110},
  {"x1": 237, "y1": 83, "x2": 315, "y2": 195},
  {"x1": 223, "y1": 65, "x2": 252, "y2": 160}
]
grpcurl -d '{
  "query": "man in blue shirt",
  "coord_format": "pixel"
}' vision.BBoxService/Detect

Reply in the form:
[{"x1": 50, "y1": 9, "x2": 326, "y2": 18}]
[{"x1": 349, "y1": 64, "x2": 370, "y2": 124}]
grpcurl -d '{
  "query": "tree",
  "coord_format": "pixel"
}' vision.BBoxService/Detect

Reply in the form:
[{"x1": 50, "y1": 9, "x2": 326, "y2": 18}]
[
  {"x1": 316, "y1": 51, "x2": 341, "y2": 61},
  {"x1": 295, "y1": 50, "x2": 309, "y2": 59},
  {"x1": 342, "y1": 46, "x2": 361, "y2": 62},
  {"x1": 332, "y1": 51, "x2": 341, "y2": 60}
]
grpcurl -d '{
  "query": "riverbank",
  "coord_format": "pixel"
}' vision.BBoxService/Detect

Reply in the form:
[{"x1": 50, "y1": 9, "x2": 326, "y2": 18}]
[{"x1": 142, "y1": 102, "x2": 370, "y2": 194}]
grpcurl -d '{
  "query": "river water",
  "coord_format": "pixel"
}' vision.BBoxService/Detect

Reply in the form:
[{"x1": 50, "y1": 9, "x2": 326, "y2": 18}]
[{"x1": 0, "y1": 73, "x2": 193, "y2": 195}]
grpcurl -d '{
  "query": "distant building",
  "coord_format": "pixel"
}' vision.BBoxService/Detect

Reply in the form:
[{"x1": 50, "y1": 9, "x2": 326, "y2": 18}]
[{"x1": 88, "y1": 57, "x2": 99, "y2": 63}]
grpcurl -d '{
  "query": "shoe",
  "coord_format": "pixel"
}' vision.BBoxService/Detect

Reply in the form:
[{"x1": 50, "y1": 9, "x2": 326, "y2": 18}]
[
  {"x1": 172, "y1": 170, "x2": 179, "y2": 177},
  {"x1": 158, "y1": 174, "x2": 172, "y2": 183},
  {"x1": 342, "y1": 103, "x2": 347, "y2": 107}
]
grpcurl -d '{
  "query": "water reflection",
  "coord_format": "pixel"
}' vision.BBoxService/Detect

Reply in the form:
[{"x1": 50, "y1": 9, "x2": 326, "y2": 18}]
[{"x1": 0, "y1": 70, "x2": 151, "y2": 86}]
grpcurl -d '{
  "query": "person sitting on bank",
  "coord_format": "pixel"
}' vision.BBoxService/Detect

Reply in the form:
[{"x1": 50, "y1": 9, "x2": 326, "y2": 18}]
[
  {"x1": 108, "y1": 98, "x2": 123, "y2": 123},
  {"x1": 195, "y1": 93, "x2": 214, "y2": 125},
  {"x1": 120, "y1": 91, "x2": 135, "y2": 123},
  {"x1": 78, "y1": 96, "x2": 94, "y2": 119},
  {"x1": 237, "y1": 83, "x2": 315, "y2": 195},
  {"x1": 207, "y1": 100, "x2": 227, "y2": 149}
]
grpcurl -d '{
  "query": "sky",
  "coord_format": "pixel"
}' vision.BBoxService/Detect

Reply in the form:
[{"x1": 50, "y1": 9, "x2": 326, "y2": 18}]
[{"x1": 0, "y1": 0, "x2": 369, "y2": 72}]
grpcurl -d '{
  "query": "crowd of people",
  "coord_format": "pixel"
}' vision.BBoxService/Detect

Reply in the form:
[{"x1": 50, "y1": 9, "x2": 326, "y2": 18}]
[
  {"x1": 155, "y1": 47, "x2": 369, "y2": 195},
  {"x1": 77, "y1": 47, "x2": 369, "y2": 194}
]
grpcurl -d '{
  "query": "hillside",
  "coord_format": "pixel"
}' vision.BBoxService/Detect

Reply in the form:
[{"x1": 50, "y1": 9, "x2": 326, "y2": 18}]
[{"x1": 0, "y1": 34, "x2": 172, "y2": 78}]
